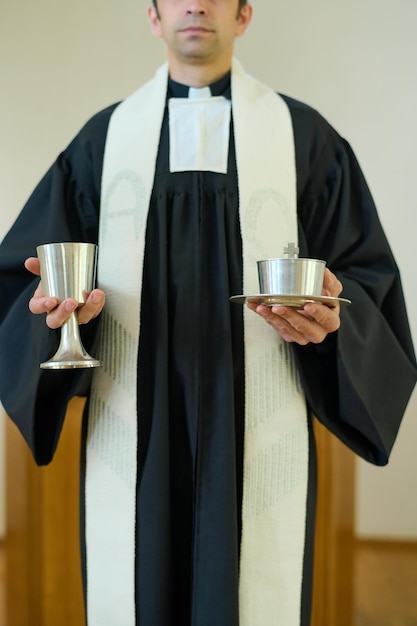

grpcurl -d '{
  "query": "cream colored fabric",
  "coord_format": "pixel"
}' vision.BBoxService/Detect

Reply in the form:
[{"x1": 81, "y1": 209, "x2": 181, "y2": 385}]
[
  {"x1": 86, "y1": 60, "x2": 308, "y2": 626},
  {"x1": 232, "y1": 63, "x2": 309, "y2": 626}
]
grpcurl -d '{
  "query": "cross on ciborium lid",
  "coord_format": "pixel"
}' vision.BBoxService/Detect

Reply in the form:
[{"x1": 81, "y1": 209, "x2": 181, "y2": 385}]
[{"x1": 283, "y1": 242, "x2": 300, "y2": 259}]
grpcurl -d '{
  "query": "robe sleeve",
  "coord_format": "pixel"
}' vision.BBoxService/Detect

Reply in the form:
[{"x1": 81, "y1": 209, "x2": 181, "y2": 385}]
[
  {"x1": 294, "y1": 121, "x2": 417, "y2": 465},
  {"x1": 0, "y1": 108, "x2": 112, "y2": 465}
]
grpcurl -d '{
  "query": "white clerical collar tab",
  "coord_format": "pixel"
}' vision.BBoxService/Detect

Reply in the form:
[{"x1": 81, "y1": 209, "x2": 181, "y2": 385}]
[
  {"x1": 188, "y1": 86, "x2": 212, "y2": 99},
  {"x1": 169, "y1": 97, "x2": 231, "y2": 173}
]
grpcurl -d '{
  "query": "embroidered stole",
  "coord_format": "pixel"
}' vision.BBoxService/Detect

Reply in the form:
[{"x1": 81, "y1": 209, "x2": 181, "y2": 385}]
[{"x1": 86, "y1": 60, "x2": 308, "y2": 626}]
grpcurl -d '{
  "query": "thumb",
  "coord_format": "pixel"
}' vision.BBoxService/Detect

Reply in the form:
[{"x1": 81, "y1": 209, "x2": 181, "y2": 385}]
[{"x1": 24, "y1": 257, "x2": 41, "y2": 276}]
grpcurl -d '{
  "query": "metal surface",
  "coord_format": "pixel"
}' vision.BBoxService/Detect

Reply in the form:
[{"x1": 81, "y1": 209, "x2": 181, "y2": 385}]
[
  {"x1": 37, "y1": 242, "x2": 102, "y2": 369},
  {"x1": 257, "y1": 258, "x2": 326, "y2": 296},
  {"x1": 229, "y1": 294, "x2": 351, "y2": 308}
]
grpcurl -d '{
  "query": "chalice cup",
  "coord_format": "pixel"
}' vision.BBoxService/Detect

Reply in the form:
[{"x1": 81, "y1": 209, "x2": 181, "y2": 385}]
[{"x1": 37, "y1": 242, "x2": 102, "y2": 369}]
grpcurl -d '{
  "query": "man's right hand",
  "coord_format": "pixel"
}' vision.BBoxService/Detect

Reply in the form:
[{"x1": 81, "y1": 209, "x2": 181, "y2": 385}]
[{"x1": 25, "y1": 257, "x2": 106, "y2": 329}]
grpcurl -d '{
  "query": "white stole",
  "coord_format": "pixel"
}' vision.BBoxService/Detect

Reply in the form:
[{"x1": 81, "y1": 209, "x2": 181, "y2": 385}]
[{"x1": 86, "y1": 60, "x2": 308, "y2": 626}]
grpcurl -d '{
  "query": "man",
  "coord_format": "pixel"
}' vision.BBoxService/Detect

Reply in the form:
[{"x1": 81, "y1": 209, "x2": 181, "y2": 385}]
[{"x1": 0, "y1": 1, "x2": 416, "y2": 625}]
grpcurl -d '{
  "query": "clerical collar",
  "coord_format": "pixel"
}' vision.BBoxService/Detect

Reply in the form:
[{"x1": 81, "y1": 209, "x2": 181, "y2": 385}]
[
  {"x1": 168, "y1": 72, "x2": 232, "y2": 173},
  {"x1": 167, "y1": 72, "x2": 231, "y2": 100}
]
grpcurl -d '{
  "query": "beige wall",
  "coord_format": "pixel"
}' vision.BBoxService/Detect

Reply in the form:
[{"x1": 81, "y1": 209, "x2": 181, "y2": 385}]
[{"x1": 1, "y1": 0, "x2": 416, "y2": 539}]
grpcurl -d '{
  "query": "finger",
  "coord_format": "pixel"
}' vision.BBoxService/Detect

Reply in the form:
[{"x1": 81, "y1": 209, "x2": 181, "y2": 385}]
[
  {"x1": 29, "y1": 295, "x2": 59, "y2": 315},
  {"x1": 45, "y1": 299, "x2": 78, "y2": 329},
  {"x1": 322, "y1": 268, "x2": 343, "y2": 298},
  {"x1": 248, "y1": 301, "x2": 340, "y2": 345},
  {"x1": 251, "y1": 304, "x2": 313, "y2": 345},
  {"x1": 47, "y1": 290, "x2": 105, "y2": 328},
  {"x1": 25, "y1": 257, "x2": 41, "y2": 276},
  {"x1": 270, "y1": 306, "x2": 326, "y2": 344},
  {"x1": 77, "y1": 289, "x2": 106, "y2": 324},
  {"x1": 271, "y1": 303, "x2": 340, "y2": 343},
  {"x1": 302, "y1": 302, "x2": 341, "y2": 334}
]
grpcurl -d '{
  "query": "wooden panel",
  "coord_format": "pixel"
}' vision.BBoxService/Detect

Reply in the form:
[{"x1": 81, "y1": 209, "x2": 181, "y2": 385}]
[
  {"x1": 354, "y1": 540, "x2": 417, "y2": 625},
  {"x1": 311, "y1": 418, "x2": 355, "y2": 626},
  {"x1": 6, "y1": 397, "x2": 85, "y2": 626},
  {"x1": 5, "y1": 415, "x2": 36, "y2": 625},
  {"x1": 6, "y1": 403, "x2": 355, "y2": 625}
]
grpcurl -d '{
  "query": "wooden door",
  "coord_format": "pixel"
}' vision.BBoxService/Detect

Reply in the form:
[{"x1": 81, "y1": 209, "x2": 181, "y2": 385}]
[
  {"x1": 5, "y1": 398, "x2": 85, "y2": 626},
  {"x1": 311, "y1": 419, "x2": 355, "y2": 625},
  {"x1": 5, "y1": 401, "x2": 355, "y2": 625}
]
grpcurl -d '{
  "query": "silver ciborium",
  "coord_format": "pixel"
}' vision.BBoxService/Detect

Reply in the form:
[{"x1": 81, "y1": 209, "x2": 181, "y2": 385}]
[
  {"x1": 37, "y1": 242, "x2": 102, "y2": 369},
  {"x1": 257, "y1": 243, "x2": 326, "y2": 296}
]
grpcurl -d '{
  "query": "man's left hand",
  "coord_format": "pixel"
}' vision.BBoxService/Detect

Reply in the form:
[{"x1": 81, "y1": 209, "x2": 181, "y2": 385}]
[{"x1": 247, "y1": 268, "x2": 342, "y2": 345}]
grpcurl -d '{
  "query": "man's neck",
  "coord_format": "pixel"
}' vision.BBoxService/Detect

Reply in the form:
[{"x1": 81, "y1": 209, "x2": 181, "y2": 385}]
[
  {"x1": 167, "y1": 56, "x2": 233, "y2": 88},
  {"x1": 168, "y1": 71, "x2": 231, "y2": 99}
]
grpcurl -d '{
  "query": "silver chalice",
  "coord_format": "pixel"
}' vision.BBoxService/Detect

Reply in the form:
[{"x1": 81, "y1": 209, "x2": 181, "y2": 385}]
[{"x1": 37, "y1": 242, "x2": 102, "y2": 369}]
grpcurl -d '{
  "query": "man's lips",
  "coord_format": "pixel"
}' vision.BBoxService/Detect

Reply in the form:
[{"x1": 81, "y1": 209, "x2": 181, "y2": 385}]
[{"x1": 179, "y1": 23, "x2": 213, "y2": 34}]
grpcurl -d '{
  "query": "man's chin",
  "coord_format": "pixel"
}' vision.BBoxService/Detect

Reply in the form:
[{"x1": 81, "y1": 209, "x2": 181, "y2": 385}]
[{"x1": 177, "y1": 43, "x2": 215, "y2": 61}]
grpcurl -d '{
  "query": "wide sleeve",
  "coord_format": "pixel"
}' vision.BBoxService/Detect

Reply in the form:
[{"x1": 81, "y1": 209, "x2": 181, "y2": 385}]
[
  {"x1": 0, "y1": 110, "x2": 111, "y2": 465},
  {"x1": 295, "y1": 125, "x2": 417, "y2": 466}
]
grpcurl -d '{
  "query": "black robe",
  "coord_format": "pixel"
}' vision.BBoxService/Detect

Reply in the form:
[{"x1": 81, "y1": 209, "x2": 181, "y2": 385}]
[{"x1": 0, "y1": 76, "x2": 416, "y2": 626}]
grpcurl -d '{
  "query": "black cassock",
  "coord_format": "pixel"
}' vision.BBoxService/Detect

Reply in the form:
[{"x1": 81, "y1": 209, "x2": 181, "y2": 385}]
[{"x1": 0, "y1": 76, "x2": 416, "y2": 626}]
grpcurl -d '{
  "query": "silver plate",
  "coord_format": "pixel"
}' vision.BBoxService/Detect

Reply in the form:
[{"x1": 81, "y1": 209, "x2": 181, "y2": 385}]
[{"x1": 229, "y1": 294, "x2": 351, "y2": 308}]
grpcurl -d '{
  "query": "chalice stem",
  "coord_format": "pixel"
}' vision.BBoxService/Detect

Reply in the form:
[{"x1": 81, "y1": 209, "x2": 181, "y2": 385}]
[{"x1": 58, "y1": 311, "x2": 89, "y2": 360}]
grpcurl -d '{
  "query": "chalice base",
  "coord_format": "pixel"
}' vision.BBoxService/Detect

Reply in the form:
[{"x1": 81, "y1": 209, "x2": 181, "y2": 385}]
[
  {"x1": 40, "y1": 311, "x2": 102, "y2": 369},
  {"x1": 40, "y1": 356, "x2": 102, "y2": 369},
  {"x1": 40, "y1": 348, "x2": 102, "y2": 369}
]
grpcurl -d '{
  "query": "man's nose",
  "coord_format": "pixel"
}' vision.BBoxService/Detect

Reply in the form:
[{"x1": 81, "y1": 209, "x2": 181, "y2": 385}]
[{"x1": 186, "y1": 1, "x2": 207, "y2": 15}]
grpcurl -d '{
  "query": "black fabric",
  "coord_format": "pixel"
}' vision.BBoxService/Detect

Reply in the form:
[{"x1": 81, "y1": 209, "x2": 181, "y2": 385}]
[
  {"x1": 300, "y1": 413, "x2": 317, "y2": 626},
  {"x1": 0, "y1": 84, "x2": 416, "y2": 626},
  {"x1": 134, "y1": 102, "x2": 242, "y2": 625}
]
